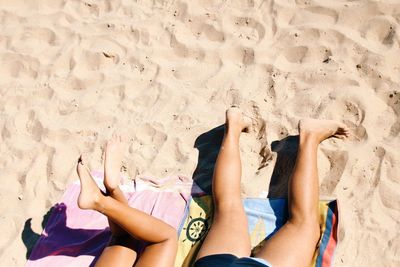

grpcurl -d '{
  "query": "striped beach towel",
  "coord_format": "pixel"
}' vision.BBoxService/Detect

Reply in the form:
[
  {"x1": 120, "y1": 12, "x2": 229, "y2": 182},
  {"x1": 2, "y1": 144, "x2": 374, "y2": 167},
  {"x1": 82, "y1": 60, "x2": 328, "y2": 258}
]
[{"x1": 176, "y1": 196, "x2": 338, "y2": 267}]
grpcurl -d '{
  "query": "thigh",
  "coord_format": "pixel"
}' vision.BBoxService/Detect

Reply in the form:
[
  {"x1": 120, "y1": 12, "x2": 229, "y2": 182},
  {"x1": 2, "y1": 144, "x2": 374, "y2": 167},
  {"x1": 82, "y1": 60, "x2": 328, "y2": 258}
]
[
  {"x1": 254, "y1": 222, "x2": 320, "y2": 267},
  {"x1": 134, "y1": 238, "x2": 177, "y2": 267},
  {"x1": 95, "y1": 236, "x2": 138, "y2": 267},
  {"x1": 196, "y1": 201, "x2": 251, "y2": 260}
]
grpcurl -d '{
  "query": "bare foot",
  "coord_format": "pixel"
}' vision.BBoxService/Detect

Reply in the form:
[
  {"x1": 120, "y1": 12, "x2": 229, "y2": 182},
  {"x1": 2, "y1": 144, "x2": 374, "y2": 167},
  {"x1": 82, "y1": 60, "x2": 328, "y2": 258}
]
[
  {"x1": 104, "y1": 134, "x2": 127, "y2": 193},
  {"x1": 226, "y1": 107, "x2": 252, "y2": 133},
  {"x1": 76, "y1": 155, "x2": 102, "y2": 210},
  {"x1": 299, "y1": 118, "x2": 350, "y2": 143}
]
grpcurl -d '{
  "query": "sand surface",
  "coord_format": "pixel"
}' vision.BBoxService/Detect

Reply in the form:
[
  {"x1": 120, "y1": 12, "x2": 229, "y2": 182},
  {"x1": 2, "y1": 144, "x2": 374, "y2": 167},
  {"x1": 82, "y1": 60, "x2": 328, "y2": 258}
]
[{"x1": 0, "y1": 0, "x2": 399, "y2": 266}]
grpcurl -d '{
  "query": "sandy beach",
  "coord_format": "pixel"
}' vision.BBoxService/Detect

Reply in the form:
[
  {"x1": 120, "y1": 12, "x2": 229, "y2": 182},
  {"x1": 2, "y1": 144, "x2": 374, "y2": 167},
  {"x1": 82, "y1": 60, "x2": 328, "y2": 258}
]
[{"x1": 0, "y1": 1, "x2": 399, "y2": 266}]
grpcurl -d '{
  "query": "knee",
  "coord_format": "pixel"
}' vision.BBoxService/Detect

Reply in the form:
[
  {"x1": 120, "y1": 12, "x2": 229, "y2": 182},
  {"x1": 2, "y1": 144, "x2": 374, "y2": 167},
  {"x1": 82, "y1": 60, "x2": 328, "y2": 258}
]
[
  {"x1": 289, "y1": 210, "x2": 319, "y2": 230},
  {"x1": 288, "y1": 219, "x2": 321, "y2": 243},
  {"x1": 308, "y1": 222, "x2": 321, "y2": 242},
  {"x1": 163, "y1": 226, "x2": 178, "y2": 243},
  {"x1": 161, "y1": 229, "x2": 178, "y2": 253}
]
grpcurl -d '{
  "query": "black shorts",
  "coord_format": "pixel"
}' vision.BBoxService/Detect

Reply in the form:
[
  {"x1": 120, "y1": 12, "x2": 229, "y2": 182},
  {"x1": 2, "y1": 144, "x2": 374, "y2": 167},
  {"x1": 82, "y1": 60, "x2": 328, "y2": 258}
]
[{"x1": 194, "y1": 254, "x2": 271, "y2": 267}]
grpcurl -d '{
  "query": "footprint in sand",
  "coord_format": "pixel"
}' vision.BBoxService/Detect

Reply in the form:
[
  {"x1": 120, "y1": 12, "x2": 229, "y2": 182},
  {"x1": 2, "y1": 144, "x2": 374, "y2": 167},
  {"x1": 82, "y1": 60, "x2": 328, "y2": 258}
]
[
  {"x1": 229, "y1": 16, "x2": 266, "y2": 44},
  {"x1": 360, "y1": 17, "x2": 396, "y2": 47},
  {"x1": 282, "y1": 46, "x2": 308, "y2": 63},
  {"x1": 169, "y1": 32, "x2": 205, "y2": 60},
  {"x1": 0, "y1": 54, "x2": 39, "y2": 81},
  {"x1": 185, "y1": 19, "x2": 225, "y2": 43},
  {"x1": 243, "y1": 103, "x2": 270, "y2": 168},
  {"x1": 220, "y1": 45, "x2": 255, "y2": 66},
  {"x1": 319, "y1": 148, "x2": 349, "y2": 195},
  {"x1": 385, "y1": 90, "x2": 400, "y2": 136},
  {"x1": 202, "y1": 23, "x2": 225, "y2": 42},
  {"x1": 14, "y1": 110, "x2": 44, "y2": 142},
  {"x1": 11, "y1": 27, "x2": 57, "y2": 55},
  {"x1": 385, "y1": 234, "x2": 400, "y2": 263},
  {"x1": 65, "y1": 1, "x2": 117, "y2": 17},
  {"x1": 320, "y1": 95, "x2": 368, "y2": 142},
  {"x1": 172, "y1": 2, "x2": 225, "y2": 43},
  {"x1": 342, "y1": 100, "x2": 368, "y2": 142},
  {"x1": 132, "y1": 123, "x2": 168, "y2": 162},
  {"x1": 376, "y1": 150, "x2": 400, "y2": 211},
  {"x1": 83, "y1": 38, "x2": 126, "y2": 68}
]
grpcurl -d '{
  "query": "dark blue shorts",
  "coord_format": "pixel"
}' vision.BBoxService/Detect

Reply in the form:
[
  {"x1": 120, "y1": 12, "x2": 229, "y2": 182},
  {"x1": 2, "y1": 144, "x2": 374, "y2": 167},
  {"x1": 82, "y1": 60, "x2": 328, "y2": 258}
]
[{"x1": 194, "y1": 254, "x2": 272, "y2": 267}]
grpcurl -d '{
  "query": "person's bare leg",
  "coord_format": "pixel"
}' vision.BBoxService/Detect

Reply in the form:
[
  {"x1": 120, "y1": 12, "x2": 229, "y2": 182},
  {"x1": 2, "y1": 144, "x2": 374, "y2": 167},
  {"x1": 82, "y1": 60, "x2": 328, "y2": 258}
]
[
  {"x1": 93, "y1": 134, "x2": 140, "y2": 267},
  {"x1": 104, "y1": 134, "x2": 130, "y2": 236},
  {"x1": 196, "y1": 107, "x2": 252, "y2": 260},
  {"x1": 77, "y1": 157, "x2": 178, "y2": 267},
  {"x1": 94, "y1": 235, "x2": 138, "y2": 267},
  {"x1": 255, "y1": 118, "x2": 350, "y2": 267}
]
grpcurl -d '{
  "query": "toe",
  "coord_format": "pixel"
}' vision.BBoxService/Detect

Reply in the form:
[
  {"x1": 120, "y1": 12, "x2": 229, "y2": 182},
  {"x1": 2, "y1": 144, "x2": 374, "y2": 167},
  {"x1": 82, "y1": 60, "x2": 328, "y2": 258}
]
[
  {"x1": 79, "y1": 153, "x2": 89, "y2": 165},
  {"x1": 78, "y1": 155, "x2": 83, "y2": 165},
  {"x1": 333, "y1": 134, "x2": 345, "y2": 139}
]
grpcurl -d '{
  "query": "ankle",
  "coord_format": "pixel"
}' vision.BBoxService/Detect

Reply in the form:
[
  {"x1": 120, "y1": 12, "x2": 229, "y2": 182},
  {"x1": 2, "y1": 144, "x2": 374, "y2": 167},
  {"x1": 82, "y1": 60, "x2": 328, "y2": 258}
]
[
  {"x1": 106, "y1": 185, "x2": 118, "y2": 194},
  {"x1": 224, "y1": 132, "x2": 241, "y2": 145},
  {"x1": 107, "y1": 186, "x2": 122, "y2": 199},
  {"x1": 92, "y1": 193, "x2": 104, "y2": 212},
  {"x1": 299, "y1": 131, "x2": 320, "y2": 146},
  {"x1": 225, "y1": 124, "x2": 242, "y2": 137}
]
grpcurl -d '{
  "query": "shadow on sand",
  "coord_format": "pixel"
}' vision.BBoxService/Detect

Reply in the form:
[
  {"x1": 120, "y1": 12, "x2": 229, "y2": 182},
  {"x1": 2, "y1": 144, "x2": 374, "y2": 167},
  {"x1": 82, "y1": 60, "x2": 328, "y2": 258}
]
[
  {"x1": 191, "y1": 123, "x2": 299, "y2": 199},
  {"x1": 268, "y1": 135, "x2": 299, "y2": 198},
  {"x1": 192, "y1": 124, "x2": 225, "y2": 195},
  {"x1": 22, "y1": 207, "x2": 54, "y2": 260},
  {"x1": 22, "y1": 203, "x2": 110, "y2": 266}
]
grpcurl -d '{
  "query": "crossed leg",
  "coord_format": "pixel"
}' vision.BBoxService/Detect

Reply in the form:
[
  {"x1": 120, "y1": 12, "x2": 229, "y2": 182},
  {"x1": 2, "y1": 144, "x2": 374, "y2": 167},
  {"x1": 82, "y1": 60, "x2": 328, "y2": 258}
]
[
  {"x1": 94, "y1": 135, "x2": 138, "y2": 266},
  {"x1": 196, "y1": 107, "x2": 252, "y2": 260},
  {"x1": 77, "y1": 135, "x2": 178, "y2": 267},
  {"x1": 254, "y1": 119, "x2": 350, "y2": 267}
]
